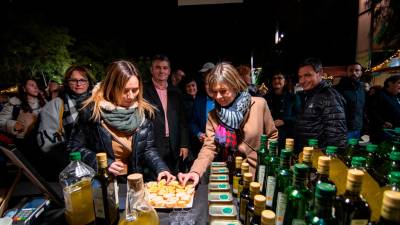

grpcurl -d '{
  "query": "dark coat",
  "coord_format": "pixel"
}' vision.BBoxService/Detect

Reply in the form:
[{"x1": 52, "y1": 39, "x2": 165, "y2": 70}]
[
  {"x1": 335, "y1": 77, "x2": 366, "y2": 131},
  {"x1": 295, "y1": 80, "x2": 347, "y2": 151},
  {"x1": 67, "y1": 105, "x2": 170, "y2": 180},
  {"x1": 143, "y1": 82, "x2": 189, "y2": 160}
]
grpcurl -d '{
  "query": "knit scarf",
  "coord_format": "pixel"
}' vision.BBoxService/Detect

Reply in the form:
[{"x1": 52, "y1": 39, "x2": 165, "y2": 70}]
[
  {"x1": 100, "y1": 100, "x2": 142, "y2": 134},
  {"x1": 215, "y1": 91, "x2": 251, "y2": 151}
]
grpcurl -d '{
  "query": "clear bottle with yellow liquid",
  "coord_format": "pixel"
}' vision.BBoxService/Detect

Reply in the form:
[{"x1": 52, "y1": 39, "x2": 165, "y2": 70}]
[
  {"x1": 118, "y1": 173, "x2": 159, "y2": 225},
  {"x1": 59, "y1": 152, "x2": 96, "y2": 225}
]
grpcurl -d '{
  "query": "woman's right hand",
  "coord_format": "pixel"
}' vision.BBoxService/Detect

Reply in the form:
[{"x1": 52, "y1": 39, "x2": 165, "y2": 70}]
[
  {"x1": 14, "y1": 121, "x2": 24, "y2": 133},
  {"x1": 108, "y1": 161, "x2": 126, "y2": 176},
  {"x1": 178, "y1": 172, "x2": 200, "y2": 186}
]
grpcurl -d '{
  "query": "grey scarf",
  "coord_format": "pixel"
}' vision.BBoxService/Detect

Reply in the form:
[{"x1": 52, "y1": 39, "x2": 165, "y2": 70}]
[
  {"x1": 100, "y1": 101, "x2": 142, "y2": 134},
  {"x1": 216, "y1": 91, "x2": 251, "y2": 130}
]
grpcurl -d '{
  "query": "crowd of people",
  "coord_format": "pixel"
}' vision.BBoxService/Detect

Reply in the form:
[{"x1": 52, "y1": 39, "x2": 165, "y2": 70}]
[{"x1": 0, "y1": 55, "x2": 399, "y2": 185}]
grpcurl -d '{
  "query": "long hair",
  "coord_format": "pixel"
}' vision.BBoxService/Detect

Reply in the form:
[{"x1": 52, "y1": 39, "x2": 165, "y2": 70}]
[
  {"x1": 83, "y1": 60, "x2": 155, "y2": 121},
  {"x1": 207, "y1": 62, "x2": 247, "y2": 95},
  {"x1": 18, "y1": 78, "x2": 46, "y2": 113}
]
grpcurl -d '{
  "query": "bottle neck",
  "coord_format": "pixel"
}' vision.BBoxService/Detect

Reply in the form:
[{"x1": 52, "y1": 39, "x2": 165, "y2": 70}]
[
  {"x1": 269, "y1": 146, "x2": 277, "y2": 157},
  {"x1": 280, "y1": 158, "x2": 291, "y2": 169},
  {"x1": 243, "y1": 180, "x2": 250, "y2": 189},
  {"x1": 250, "y1": 190, "x2": 259, "y2": 200},
  {"x1": 314, "y1": 198, "x2": 334, "y2": 219},
  {"x1": 293, "y1": 175, "x2": 308, "y2": 188},
  {"x1": 345, "y1": 180, "x2": 362, "y2": 195},
  {"x1": 254, "y1": 204, "x2": 265, "y2": 216}
]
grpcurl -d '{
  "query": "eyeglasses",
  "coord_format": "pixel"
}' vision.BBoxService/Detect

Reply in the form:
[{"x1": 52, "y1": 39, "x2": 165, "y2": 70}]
[{"x1": 68, "y1": 79, "x2": 88, "y2": 85}]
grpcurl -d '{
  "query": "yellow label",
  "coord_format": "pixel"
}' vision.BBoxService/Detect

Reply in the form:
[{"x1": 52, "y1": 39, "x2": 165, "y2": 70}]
[{"x1": 233, "y1": 176, "x2": 239, "y2": 194}]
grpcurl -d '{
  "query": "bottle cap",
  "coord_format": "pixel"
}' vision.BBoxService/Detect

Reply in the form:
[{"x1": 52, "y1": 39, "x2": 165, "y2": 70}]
[
  {"x1": 260, "y1": 134, "x2": 267, "y2": 142},
  {"x1": 250, "y1": 182, "x2": 261, "y2": 193},
  {"x1": 348, "y1": 138, "x2": 358, "y2": 145},
  {"x1": 280, "y1": 149, "x2": 292, "y2": 159},
  {"x1": 243, "y1": 172, "x2": 253, "y2": 182},
  {"x1": 317, "y1": 156, "x2": 330, "y2": 174},
  {"x1": 347, "y1": 169, "x2": 364, "y2": 182},
  {"x1": 294, "y1": 163, "x2": 309, "y2": 175},
  {"x1": 315, "y1": 182, "x2": 336, "y2": 199},
  {"x1": 366, "y1": 144, "x2": 378, "y2": 153},
  {"x1": 389, "y1": 171, "x2": 400, "y2": 185},
  {"x1": 127, "y1": 173, "x2": 144, "y2": 191},
  {"x1": 254, "y1": 194, "x2": 266, "y2": 206},
  {"x1": 268, "y1": 139, "x2": 278, "y2": 148},
  {"x1": 96, "y1": 153, "x2": 107, "y2": 168},
  {"x1": 394, "y1": 127, "x2": 400, "y2": 134},
  {"x1": 70, "y1": 152, "x2": 81, "y2": 161},
  {"x1": 382, "y1": 190, "x2": 400, "y2": 210},
  {"x1": 302, "y1": 147, "x2": 313, "y2": 156},
  {"x1": 241, "y1": 162, "x2": 250, "y2": 170},
  {"x1": 326, "y1": 146, "x2": 337, "y2": 154},
  {"x1": 261, "y1": 210, "x2": 275, "y2": 225},
  {"x1": 351, "y1": 156, "x2": 366, "y2": 167},
  {"x1": 285, "y1": 138, "x2": 294, "y2": 146},
  {"x1": 308, "y1": 139, "x2": 318, "y2": 147},
  {"x1": 235, "y1": 156, "x2": 243, "y2": 163},
  {"x1": 390, "y1": 151, "x2": 400, "y2": 161}
]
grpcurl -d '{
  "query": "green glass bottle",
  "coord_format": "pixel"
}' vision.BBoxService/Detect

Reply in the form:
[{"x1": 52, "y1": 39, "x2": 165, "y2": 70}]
[
  {"x1": 264, "y1": 140, "x2": 279, "y2": 208},
  {"x1": 382, "y1": 171, "x2": 400, "y2": 192},
  {"x1": 283, "y1": 163, "x2": 312, "y2": 225},
  {"x1": 271, "y1": 149, "x2": 292, "y2": 225},
  {"x1": 343, "y1": 138, "x2": 359, "y2": 167},
  {"x1": 335, "y1": 169, "x2": 371, "y2": 225},
  {"x1": 306, "y1": 183, "x2": 337, "y2": 225},
  {"x1": 256, "y1": 135, "x2": 268, "y2": 193},
  {"x1": 351, "y1": 156, "x2": 367, "y2": 171},
  {"x1": 249, "y1": 195, "x2": 267, "y2": 225},
  {"x1": 309, "y1": 156, "x2": 335, "y2": 209},
  {"x1": 365, "y1": 144, "x2": 383, "y2": 184},
  {"x1": 285, "y1": 138, "x2": 294, "y2": 152},
  {"x1": 92, "y1": 153, "x2": 119, "y2": 225},
  {"x1": 238, "y1": 162, "x2": 250, "y2": 197},
  {"x1": 245, "y1": 182, "x2": 261, "y2": 225},
  {"x1": 302, "y1": 147, "x2": 317, "y2": 188},
  {"x1": 239, "y1": 172, "x2": 253, "y2": 222},
  {"x1": 326, "y1": 145, "x2": 348, "y2": 194},
  {"x1": 376, "y1": 190, "x2": 400, "y2": 225},
  {"x1": 261, "y1": 210, "x2": 275, "y2": 225},
  {"x1": 233, "y1": 156, "x2": 244, "y2": 197},
  {"x1": 381, "y1": 151, "x2": 400, "y2": 184}
]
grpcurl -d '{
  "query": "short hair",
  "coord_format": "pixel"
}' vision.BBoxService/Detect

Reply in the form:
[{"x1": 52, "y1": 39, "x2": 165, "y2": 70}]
[
  {"x1": 384, "y1": 75, "x2": 400, "y2": 88},
  {"x1": 346, "y1": 62, "x2": 363, "y2": 70},
  {"x1": 207, "y1": 62, "x2": 247, "y2": 95},
  {"x1": 151, "y1": 54, "x2": 170, "y2": 66},
  {"x1": 299, "y1": 57, "x2": 323, "y2": 73},
  {"x1": 63, "y1": 65, "x2": 94, "y2": 90}
]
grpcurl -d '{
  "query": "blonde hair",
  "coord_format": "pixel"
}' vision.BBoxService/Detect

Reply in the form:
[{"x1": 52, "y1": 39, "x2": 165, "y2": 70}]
[
  {"x1": 207, "y1": 62, "x2": 247, "y2": 95},
  {"x1": 83, "y1": 60, "x2": 155, "y2": 121}
]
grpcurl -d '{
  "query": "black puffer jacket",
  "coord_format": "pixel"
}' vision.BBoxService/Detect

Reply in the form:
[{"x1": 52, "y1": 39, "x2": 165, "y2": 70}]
[
  {"x1": 295, "y1": 80, "x2": 347, "y2": 151},
  {"x1": 67, "y1": 105, "x2": 170, "y2": 180}
]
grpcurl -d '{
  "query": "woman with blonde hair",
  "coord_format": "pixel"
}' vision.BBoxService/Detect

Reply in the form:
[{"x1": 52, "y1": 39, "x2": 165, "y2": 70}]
[
  {"x1": 178, "y1": 62, "x2": 278, "y2": 186},
  {"x1": 68, "y1": 60, "x2": 175, "y2": 182}
]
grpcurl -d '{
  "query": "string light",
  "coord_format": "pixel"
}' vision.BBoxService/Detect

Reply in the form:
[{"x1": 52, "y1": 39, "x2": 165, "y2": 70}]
[{"x1": 370, "y1": 48, "x2": 400, "y2": 72}]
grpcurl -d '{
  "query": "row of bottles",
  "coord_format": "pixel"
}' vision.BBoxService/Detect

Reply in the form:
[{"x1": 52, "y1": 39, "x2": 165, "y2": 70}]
[{"x1": 59, "y1": 152, "x2": 158, "y2": 225}]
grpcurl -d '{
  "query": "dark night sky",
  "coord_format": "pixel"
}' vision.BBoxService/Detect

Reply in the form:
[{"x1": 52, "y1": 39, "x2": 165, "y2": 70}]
[{"x1": 2, "y1": 0, "x2": 359, "y2": 77}]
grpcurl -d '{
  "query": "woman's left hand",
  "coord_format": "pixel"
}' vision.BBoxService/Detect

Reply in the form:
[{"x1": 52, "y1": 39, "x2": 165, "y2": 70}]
[{"x1": 157, "y1": 171, "x2": 176, "y2": 183}]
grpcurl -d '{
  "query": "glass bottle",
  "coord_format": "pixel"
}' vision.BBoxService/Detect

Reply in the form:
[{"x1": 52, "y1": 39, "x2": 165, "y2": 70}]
[
  {"x1": 272, "y1": 149, "x2": 292, "y2": 225},
  {"x1": 306, "y1": 182, "x2": 337, "y2": 225},
  {"x1": 233, "y1": 156, "x2": 243, "y2": 197},
  {"x1": 238, "y1": 162, "x2": 250, "y2": 197},
  {"x1": 343, "y1": 138, "x2": 359, "y2": 167},
  {"x1": 249, "y1": 195, "x2": 267, "y2": 225},
  {"x1": 311, "y1": 156, "x2": 335, "y2": 192},
  {"x1": 285, "y1": 138, "x2": 294, "y2": 152},
  {"x1": 59, "y1": 152, "x2": 95, "y2": 225},
  {"x1": 380, "y1": 151, "x2": 400, "y2": 184},
  {"x1": 118, "y1": 173, "x2": 159, "y2": 225},
  {"x1": 326, "y1": 145, "x2": 348, "y2": 194},
  {"x1": 283, "y1": 163, "x2": 312, "y2": 225},
  {"x1": 256, "y1": 135, "x2": 268, "y2": 193},
  {"x1": 335, "y1": 169, "x2": 371, "y2": 225},
  {"x1": 308, "y1": 139, "x2": 320, "y2": 166},
  {"x1": 365, "y1": 144, "x2": 382, "y2": 184},
  {"x1": 264, "y1": 140, "x2": 279, "y2": 208},
  {"x1": 92, "y1": 153, "x2": 119, "y2": 225},
  {"x1": 382, "y1": 171, "x2": 400, "y2": 192},
  {"x1": 302, "y1": 147, "x2": 317, "y2": 188},
  {"x1": 245, "y1": 182, "x2": 261, "y2": 225},
  {"x1": 261, "y1": 210, "x2": 275, "y2": 225},
  {"x1": 239, "y1": 172, "x2": 253, "y2": 222},
  {"x1": 375, "y1": 190, "x2": 400, "y2": 225}
]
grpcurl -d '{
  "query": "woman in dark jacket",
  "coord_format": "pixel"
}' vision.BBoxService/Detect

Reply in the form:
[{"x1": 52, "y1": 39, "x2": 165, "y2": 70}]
[{"x1": 67, "y1": 60, "x2": 175, "y2": 182}]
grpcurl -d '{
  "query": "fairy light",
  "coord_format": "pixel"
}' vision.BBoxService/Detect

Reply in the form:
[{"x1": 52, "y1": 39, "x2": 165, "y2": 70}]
[{"x1": 370, "y1": 48, "x2": 400, "y2": 72}]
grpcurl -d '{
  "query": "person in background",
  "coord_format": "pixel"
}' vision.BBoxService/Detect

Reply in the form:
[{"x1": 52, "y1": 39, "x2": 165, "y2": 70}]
[
  {"x1": 335, "y1": 62, "x2": 366, "y2": 140},
  {"x1": 197, "y1": 62, "x2": 215, "y2": 94},
  {"x1": 265, "y1": 72, "x2": 301, "y2": 150},
  {"x1": 236, "y1": 64, "x2": 259, "y2": 96},
  {"x1": 295, "y1": 57, "x2": 347, "y2": 152},
  {"x1": 143, "y1": 54, "x2": 189, "y2": 175},
  {"x1": 368, "y1": 75, "x2": 400, "y2": 143},
  {"x1": 170, "y1": 69, "x2": 186, "y2": 87},
  {"x1": 46, "y1": 76, "x2": 63, "y2": 100},
  {"x1": 178, "y1": 62, "x2": 278, "y2": 186},
  {"x1": 36, "y1": 66, "x2": 94, "y2": 180},
  {"x1": 68, "y1": 60, "x2": 175, "y2": 182},
  {"x1": 180, "y1": 76, "x2": 198, "y2": 120}
]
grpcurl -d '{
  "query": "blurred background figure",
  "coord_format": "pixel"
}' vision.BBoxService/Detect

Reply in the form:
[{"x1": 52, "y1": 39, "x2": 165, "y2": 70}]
[
  {"x1": 46, "y1": 75, "x2": 63, "y2": 100},
  {"x1": 237, "y1": 64, "x2": 258, "y2": 96},
  {"x1": 265, "y1": 72, "x2": 301, "y2": 150},
  {"x1": 197, "y1": 62, "x2": 215, "y2": 94},
  {"x1": 170, "y1": 69, "x2": 186, "y2": 87},
  {"x1": 180, "y1": 76, "x2": 198, "y2": 120}
]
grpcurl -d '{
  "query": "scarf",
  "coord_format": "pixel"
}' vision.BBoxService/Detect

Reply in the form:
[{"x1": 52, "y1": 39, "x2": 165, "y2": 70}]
[
  {"x1": 63, "y1": 91, "x2": 91, "y2": 126},
  {"x1": 215, "y1": 91, "x2": 251, "y2": 151},
  {"x1": 100, "y1": 100, "x2": 142, "y2": 134}
]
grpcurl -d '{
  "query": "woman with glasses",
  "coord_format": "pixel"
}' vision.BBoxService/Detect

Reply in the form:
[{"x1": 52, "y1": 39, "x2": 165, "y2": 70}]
[
  {"x1": 36, "y1": 65, "x2": 94, "y2": 180},
  {"x1": 68, "y1": 60, "x2": 175, "y2": 182},
  {"x1": 178, "y1": 62, "x2": 278, "y2": 186}
]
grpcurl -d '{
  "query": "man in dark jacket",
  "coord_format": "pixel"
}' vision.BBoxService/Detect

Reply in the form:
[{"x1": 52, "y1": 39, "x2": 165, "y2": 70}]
[
  {"x1": 335, "y1": 62, "x2": 366, "y2": 140},
  {"x1": 295, "y1": 57, "x2": 347, "y2": 152},
  {"x1": 143, "y1": 54, "x2": 189, "y2": 175}
]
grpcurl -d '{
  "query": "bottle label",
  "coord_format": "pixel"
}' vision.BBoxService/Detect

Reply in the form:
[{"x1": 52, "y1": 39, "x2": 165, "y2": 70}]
[
  {"x1": 233, "y1": 176, "x2": 239, "y2": 194},
  {"x1": 257, "y1": 165, "x2": 266, "y2": 192},
  {"x1": 265, "y1": 176, "x2": 276, "y2": 207},
  {"x1": 93, "y1": 187, "x2": 105, "y2": 218},
  {"x1": 113, "y1": 180, "x2": 119, "y2": 206},
  {"x1": 210, "y1": 205, "x2": 234, "y2": 216},
  {"x1": 291, "y1": 219, "x2": 305, "y2": 225},
  {"x1": 350, "y1": 220, "x2": 368, "y2": 225},
  {"x1": 238, "y1": 183, "x2": 243, "y2": 195},
  {"x1": 239, "y1": 198, "x2": 249, "y2": 220},
  {"x1": 275, "y1": 192, "x2": 287, "y2": 225}
]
